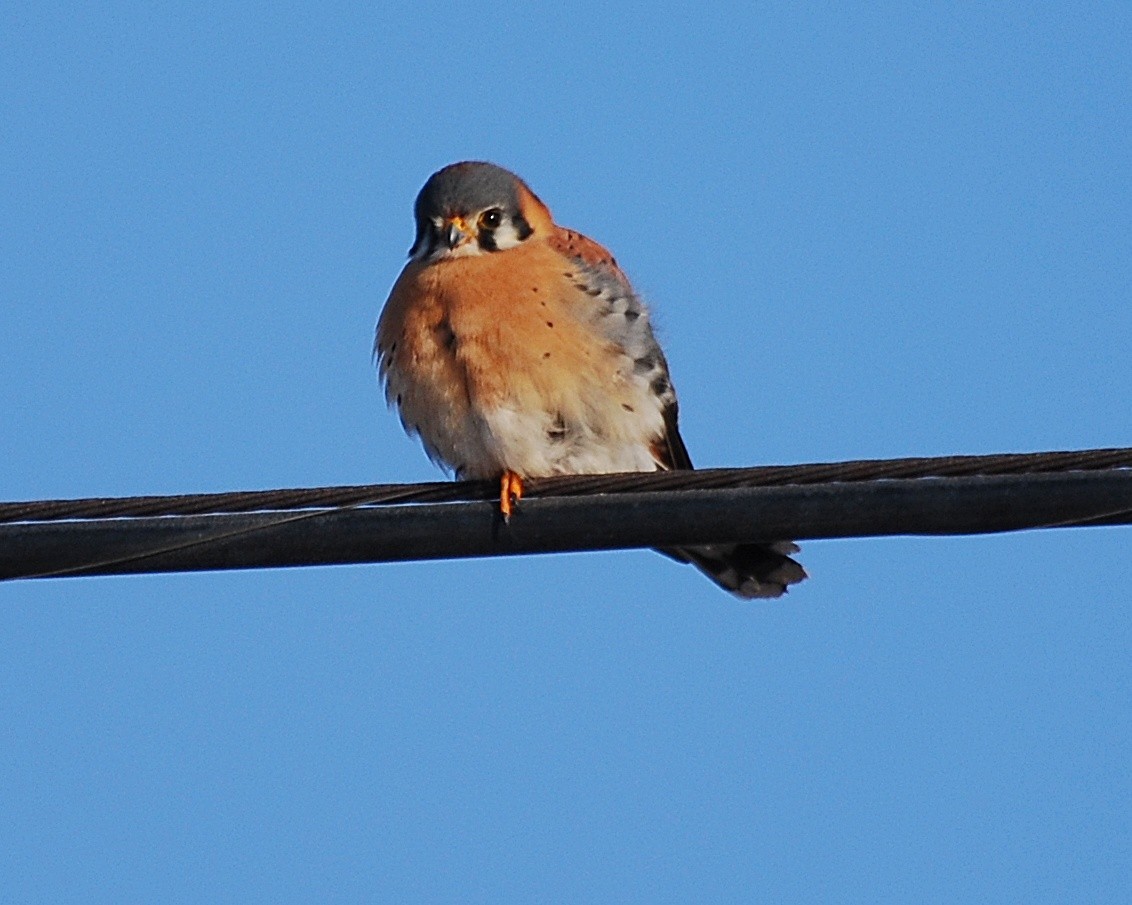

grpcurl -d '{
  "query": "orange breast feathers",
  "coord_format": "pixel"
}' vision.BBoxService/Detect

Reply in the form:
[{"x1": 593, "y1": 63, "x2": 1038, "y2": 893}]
[{"x1": 376, "y1": 234, "x2": 650, "y2": 476}]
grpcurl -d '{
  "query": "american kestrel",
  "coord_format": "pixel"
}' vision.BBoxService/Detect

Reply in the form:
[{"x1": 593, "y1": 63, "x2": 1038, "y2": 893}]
[{"x1": 375, "y1": 161, "x2": 806, "y2": 598}]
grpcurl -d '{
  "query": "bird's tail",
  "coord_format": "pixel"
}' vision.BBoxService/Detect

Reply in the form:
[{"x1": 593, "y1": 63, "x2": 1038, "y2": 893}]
[{"x1": 660, "y1": 542, "x2": 807, "y2": 599}]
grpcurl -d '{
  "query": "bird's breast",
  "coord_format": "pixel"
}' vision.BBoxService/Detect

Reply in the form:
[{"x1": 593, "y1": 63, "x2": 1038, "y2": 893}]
[{"x1": 378, "y1": 242, "x2": 665, "y2": 478}]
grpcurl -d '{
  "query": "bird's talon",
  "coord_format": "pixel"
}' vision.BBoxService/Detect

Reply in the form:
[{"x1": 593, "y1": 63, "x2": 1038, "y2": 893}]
[{"x1": 500, "y1": 471, "x2": 524, "y2": 522}]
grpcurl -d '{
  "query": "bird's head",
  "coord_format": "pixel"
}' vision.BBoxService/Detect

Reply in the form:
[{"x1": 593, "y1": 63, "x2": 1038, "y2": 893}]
[{"x1": 409, "y1": 161, "x2": 552, "y2": 262}]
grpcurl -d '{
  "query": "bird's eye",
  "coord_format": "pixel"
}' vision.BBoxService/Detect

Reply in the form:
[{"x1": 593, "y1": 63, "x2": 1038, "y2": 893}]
[{"x1": 479, "y1": 208, "x2": 504, "y2": 229}]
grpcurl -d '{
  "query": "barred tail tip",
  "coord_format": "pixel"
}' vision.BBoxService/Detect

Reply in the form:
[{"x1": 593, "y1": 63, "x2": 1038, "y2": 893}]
[{"x1": 665, "y1": 542, "x2": 807, "y2": 600}]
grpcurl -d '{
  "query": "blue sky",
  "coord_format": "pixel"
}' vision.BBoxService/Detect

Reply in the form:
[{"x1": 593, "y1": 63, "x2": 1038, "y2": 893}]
[{"x1": 2, "y1": 3, "x2": 1129, "y2": 901}]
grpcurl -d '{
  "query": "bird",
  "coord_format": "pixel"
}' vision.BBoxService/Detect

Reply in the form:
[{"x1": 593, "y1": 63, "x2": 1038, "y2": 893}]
[{"x1": 375, "y1": 161, "x2": 806, "y2": 598}]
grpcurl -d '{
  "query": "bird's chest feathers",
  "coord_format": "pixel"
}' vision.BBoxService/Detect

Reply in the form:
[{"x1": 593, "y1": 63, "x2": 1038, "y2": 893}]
[
  {"x1": 389, "y1": 244, "x2": 664, "y2": 477},
  {"x1": 422, "y1": 248, "x2": 611, "y2": 409}
]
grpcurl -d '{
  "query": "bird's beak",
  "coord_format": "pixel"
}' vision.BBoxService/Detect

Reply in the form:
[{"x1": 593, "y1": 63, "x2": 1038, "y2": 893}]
[{"x1": 443, "y1": 216, "x2": 474, "y2": 249}]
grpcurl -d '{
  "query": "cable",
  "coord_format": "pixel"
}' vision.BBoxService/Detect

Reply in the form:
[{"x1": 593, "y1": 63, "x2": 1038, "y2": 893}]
[
  {"x1": 1, "y1": 449, "x2": 1130, "y2": 581},
  {"x1": 3, "y1": 447, "x2": 1132, "y2": 524}
]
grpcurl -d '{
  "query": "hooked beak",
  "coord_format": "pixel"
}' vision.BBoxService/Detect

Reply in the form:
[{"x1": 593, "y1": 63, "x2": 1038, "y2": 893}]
[{"x1": 442, "y1": 216, "x2": 474, "y2": 249}]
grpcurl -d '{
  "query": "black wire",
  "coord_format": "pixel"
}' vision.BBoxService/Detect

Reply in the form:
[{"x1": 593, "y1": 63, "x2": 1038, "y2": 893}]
[
  {"x1": 2, "y1": 464, "x2": 1130, "y2": 581},
  {"x1": 3, "y1": 447, "x2": 1132, "y2": 524}
]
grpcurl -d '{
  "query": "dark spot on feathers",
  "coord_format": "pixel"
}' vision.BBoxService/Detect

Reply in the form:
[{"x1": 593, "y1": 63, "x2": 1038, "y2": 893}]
[
  {"x1": 531, "y1": 286, "x2": 539, "y2": 293},
  {"x1": 437, "y1": 320, "x2": 457, "y2": 353},
  {"x1": 651, "y1": 374, "x2": 671, "y2": 396},
  {"x1": 389, "y1": 341, "x2": 397, "y2": 354},
  {"x1": 546, "y1": 321, "x2": 554, "y2": 328},
  {"x1": 622, "y1": 403, "x2": 635, "y2": 412},
  {"x1": 396, "y1": 393, "x2": 403, "y2": 405},
  {"x1": 542, "y1": 351, "x2": 551, "y2": 359},
  {"x1": 585, "y1": 287, "x2": 602, "y2": 296},
  {"x1": 624, "y1": 308, "x2": 640, "y2": 322},
  {"x1": 548, "y1": 413, "x2": 568, "y2": 442},
  {"x1": 634, "y1": 353, "x2": 658, "y2": 374}
]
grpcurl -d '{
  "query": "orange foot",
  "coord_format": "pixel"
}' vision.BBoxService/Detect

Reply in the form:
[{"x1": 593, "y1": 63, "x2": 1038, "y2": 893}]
[{"x1": 499, "y1": 470, "x2": 524, "y2": 522}]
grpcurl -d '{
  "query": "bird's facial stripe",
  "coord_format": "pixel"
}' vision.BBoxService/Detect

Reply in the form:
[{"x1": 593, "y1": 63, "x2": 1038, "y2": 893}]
[
  {"x1": 478, "y1": 212, "x2": 533, "y2": 251},
  {"x1": 514, "y1": 214, "x2": 533, "y2": 240}
]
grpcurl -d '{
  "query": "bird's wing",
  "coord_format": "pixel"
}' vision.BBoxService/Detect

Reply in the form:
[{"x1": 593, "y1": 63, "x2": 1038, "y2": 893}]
[
  {"x1": 546, "y1": 227, "x2": 630, "y2": 287},
  {"x1": 548, "y1": 226, "x2": 691, "y2": 472}
]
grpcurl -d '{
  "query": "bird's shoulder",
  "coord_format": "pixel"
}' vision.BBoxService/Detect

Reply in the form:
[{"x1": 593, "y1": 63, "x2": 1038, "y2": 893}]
[{"x1": 545, "y1": 226, "x2": 632, "y2": 291}]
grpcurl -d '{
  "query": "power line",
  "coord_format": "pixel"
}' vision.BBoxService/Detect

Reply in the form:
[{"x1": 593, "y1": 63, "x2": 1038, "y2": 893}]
[
  {"x1": 2, "y1": 448, "x2": 1130, "y2": 581},
  {"x1": 4, "y1": 447, "x2": 1132, "y2": 524}
]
